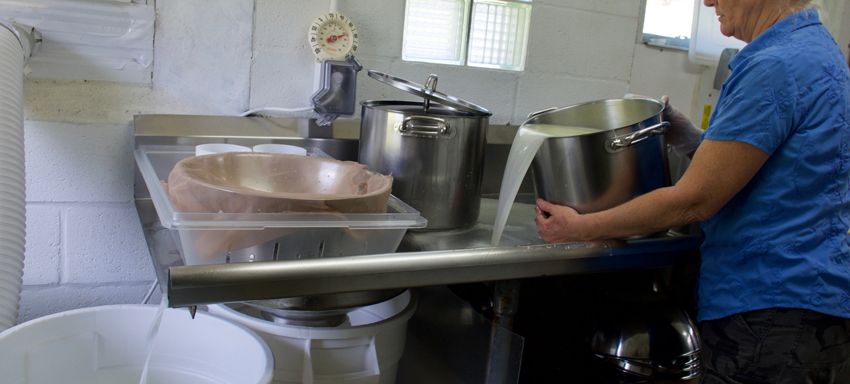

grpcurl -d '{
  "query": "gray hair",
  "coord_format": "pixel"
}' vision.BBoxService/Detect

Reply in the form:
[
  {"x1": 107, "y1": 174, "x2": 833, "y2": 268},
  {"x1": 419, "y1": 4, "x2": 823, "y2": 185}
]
[
  {"x1": 785, "y1": 0, "x2": 826, "y2": 20},
  {"x1": 794, "y1": 0, "x2": 824, "y2": 12}
]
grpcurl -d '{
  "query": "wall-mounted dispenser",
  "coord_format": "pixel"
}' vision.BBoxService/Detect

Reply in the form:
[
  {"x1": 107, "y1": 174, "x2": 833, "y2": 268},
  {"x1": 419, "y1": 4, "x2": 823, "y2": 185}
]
[
  {"x1": 713, "y1": 48, "x2": 738, "y2": 90},
  {"x1": 311, "y1": 56, "x2": 362, "y2": 126}
]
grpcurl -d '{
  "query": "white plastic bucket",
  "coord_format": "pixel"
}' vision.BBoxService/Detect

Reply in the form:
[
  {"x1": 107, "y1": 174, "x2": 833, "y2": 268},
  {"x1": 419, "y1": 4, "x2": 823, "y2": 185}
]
[
  {"x1": 195, "y1": 143, "x2": 251, "y2": 156},
  {"x1": 208, "y1": 290, "x2": 417, "y2": 384},
  {"x1": 252, "y1": 144, "x2": 307, "y2": 156},
  {"x1": 0, "y1": 304, "x2": 274, "y2": 384}
]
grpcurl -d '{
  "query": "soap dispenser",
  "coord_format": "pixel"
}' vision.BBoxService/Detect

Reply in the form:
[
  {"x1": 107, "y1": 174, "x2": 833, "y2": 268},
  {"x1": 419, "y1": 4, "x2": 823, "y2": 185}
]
[{"x1": 311, "y1": 56, "x2": 362, "y2": 126}]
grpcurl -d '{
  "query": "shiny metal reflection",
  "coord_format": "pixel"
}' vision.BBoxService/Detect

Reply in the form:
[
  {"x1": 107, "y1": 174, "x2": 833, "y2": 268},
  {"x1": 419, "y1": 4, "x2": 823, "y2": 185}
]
[
  {"x1": 589, "y1": 307, "x2": 702, "y2": 380},
  {"x1": 527, "y1": 98, "x2": 671, "y2": 216}
]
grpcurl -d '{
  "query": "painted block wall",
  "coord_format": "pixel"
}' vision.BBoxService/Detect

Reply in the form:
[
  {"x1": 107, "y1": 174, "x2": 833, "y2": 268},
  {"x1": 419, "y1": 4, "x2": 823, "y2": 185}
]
[
  {"x1": 15, "y1": 0, "x2": 850, "y2": 324},
  {"x1": 18, "y1": 0, "x2": 255, "y2": 322}
]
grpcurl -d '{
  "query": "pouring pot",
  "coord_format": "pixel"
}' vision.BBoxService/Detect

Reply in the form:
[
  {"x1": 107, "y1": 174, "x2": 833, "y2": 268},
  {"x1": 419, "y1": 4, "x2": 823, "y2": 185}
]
[
  {"x1": 528, "y1": 98, "x2": 670, "y2": 215},
  {"x1": 359, "y1": 100, "x2": 490, "y2": 230}
]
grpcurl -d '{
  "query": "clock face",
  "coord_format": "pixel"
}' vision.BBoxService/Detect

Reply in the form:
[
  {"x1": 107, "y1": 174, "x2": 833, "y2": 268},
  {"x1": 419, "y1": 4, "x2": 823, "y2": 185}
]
[{"x1": 309, "y1": 12, "x2": 359, "y2": 61}]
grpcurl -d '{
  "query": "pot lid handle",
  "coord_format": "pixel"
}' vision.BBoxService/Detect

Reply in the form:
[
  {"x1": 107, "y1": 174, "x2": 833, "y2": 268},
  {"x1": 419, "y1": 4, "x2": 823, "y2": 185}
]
[
  {"x1": 368, "y1": 70, "x2": 491, "y2": 115},
  {"x1": 423, "y1": 74, "x2": 437, "y2": 113}
]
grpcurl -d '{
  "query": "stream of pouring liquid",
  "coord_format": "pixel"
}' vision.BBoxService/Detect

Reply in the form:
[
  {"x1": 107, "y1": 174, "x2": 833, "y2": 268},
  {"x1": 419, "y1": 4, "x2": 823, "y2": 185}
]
[
  {"x1": 490, "y1": 124, "x2": 601, "y2": 247},
  {"x1": 139, "y1": 297, "x2": 169, "y2": 384}
]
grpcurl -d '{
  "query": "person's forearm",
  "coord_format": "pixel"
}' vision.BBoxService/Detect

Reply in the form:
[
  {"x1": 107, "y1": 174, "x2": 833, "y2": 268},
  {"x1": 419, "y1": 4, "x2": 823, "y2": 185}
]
[
  {"x1": 580, "y1": 185, "x2": 702, "y2": 240},
  {"x1": 536, "y1": 140, "x2": 770, "y2": 243}
]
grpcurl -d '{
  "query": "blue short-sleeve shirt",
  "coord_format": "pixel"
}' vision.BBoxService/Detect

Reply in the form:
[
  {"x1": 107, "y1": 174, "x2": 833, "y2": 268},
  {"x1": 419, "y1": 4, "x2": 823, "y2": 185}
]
[{"x1": 697, "y1": 8, "x2": 850, "y2": 322}]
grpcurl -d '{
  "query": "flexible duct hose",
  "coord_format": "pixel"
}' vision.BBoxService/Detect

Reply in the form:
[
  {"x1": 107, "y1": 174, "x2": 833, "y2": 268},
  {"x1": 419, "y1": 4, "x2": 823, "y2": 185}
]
[{"x1": 0, "y1": 22, "x2": 27, "y2": 332}]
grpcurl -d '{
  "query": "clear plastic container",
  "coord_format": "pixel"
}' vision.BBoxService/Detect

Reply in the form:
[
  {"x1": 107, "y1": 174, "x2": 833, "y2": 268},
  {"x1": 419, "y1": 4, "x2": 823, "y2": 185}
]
[{"x1": 134, "y1": 145, "x2": 427, "y2": 266}]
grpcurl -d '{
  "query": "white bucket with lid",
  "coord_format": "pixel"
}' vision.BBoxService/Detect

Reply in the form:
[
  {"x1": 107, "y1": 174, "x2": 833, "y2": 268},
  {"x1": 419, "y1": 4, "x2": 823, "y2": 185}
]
[
  {"x1": 207, "y1": 290, "x2": 417, "y2": 384},
  {"x1": 0, "y1": 304, "x2": 274, "y2": 384}
]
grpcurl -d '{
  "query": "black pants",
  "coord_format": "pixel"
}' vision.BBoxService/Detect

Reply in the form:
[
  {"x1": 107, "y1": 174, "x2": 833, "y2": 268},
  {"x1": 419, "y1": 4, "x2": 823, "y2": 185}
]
[{"x1": 700, "y1": 308, "x2": 850, "y2": 384}]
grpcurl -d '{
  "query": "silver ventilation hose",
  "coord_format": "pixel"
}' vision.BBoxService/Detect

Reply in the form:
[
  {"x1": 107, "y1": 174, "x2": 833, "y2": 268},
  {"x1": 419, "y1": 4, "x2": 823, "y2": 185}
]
[{"x1": 0, "y1": 20, "x2": 35, "y2": 332}]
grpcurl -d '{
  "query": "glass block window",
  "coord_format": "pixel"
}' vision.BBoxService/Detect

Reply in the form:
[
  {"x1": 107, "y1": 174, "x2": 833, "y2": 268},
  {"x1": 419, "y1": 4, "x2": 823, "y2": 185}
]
[
  {"x1": 467, "y1": 1, "x2": 531, "y2": 70},
  {"x1": 403, "y1": 0, "x2": 532, "y2": 71},
  {"x1": 402, "y1": 0, "x2": 470, "y2": 65}
]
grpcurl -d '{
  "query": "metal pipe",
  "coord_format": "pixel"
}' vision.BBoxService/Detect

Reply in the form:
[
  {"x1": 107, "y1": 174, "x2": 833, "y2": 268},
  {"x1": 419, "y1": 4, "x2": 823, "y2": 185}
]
[
  {"x1": 485, "y1": 279, "x2": 521, "y2": 384},
  {"x1": 166, "y1": 236, "x2": 700, "y2": 307}
]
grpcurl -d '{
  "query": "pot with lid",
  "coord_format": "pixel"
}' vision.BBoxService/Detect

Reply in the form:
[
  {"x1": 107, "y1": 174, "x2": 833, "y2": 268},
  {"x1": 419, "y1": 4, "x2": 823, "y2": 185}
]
[{"x1": 359, "y1": 70, "x2": 492, "y2": 230}]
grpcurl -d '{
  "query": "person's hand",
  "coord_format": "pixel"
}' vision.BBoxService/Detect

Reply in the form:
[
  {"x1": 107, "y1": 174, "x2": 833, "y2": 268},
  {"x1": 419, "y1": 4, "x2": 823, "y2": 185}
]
[
  {"x1": 660, "y1": 95, "x2": 702, "y2": 158},
  {"x1": 624, "y1": 94, "x2": 702, "y2": 158},
  {"x1": 534, "y1": 199, "x2": 587, "y2": 243}
]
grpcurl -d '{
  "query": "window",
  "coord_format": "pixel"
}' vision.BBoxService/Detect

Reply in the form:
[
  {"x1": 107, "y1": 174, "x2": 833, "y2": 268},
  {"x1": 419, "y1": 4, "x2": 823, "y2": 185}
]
[
  {"x1": 688, "y1": 0, "x2": 746, "y2": 65},
  {"x1": 640, "y1": 0, "x2": 695, "y2": 50},
  {"x1": 402, "y1": 0, "x2": 532, "y2": 71}
]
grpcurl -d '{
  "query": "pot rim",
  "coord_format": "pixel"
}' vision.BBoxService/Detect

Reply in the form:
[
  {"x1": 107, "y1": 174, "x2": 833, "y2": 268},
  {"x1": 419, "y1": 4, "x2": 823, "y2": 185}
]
[
  {"x1": 361, "y1": 99, "x2": 493, "y2": 117},
  {"x1": 174, "y1": 152, "x2": 393, "y2": 202},
  {"x1": 523, "y1": 98, "x2": 664, "y2": 132}
]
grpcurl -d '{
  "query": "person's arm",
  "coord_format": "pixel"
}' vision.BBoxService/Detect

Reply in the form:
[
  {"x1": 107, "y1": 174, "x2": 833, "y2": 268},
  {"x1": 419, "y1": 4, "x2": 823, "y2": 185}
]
[{"x1": 534, "y1": 138, "x2": 769, "y2": 242}]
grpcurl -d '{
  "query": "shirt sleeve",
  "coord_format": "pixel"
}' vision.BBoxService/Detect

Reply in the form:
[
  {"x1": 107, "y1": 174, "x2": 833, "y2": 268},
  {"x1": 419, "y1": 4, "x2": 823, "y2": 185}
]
[{"x1": 704, "y1": 56, "x2": 798, "y2": 155}]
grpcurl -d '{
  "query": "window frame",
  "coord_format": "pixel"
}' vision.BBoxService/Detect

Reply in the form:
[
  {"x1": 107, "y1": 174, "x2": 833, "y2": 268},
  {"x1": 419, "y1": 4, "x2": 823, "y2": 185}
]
[
  {"x1": 402, "y1": 0, "x2": 532, "y2": 71},
  {"x1": 637, "y1": 0, "x2": 692, "y2": 51}
]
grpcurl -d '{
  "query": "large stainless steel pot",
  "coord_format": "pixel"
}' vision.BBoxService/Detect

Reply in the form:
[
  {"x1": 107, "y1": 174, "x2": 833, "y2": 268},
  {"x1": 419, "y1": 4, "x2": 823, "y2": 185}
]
[
  {"x1": 528, "y1": 98, "x2": 670, "y2": 214},
  {"x1": 359, "y1": 71, "x2": 492, "y2": 230}
]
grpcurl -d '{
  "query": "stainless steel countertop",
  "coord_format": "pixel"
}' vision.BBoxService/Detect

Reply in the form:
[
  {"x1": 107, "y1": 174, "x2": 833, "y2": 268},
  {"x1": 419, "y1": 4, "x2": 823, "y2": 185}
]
[
  {"x1": 133, "y1": 114, "x2": 701, "y2": 308},
  {"x1": 137, "y1": 197, "x2": 700, "y2": 308}
]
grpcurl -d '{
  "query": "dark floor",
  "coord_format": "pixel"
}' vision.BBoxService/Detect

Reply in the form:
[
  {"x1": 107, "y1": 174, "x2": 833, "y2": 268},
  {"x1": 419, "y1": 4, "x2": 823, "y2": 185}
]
[
  {"x1": 396, "y1": 265, "x2": 701, "y2": 384},
  {"x1": 511, "y1": 265, "x2": 700, "y2": 384}
]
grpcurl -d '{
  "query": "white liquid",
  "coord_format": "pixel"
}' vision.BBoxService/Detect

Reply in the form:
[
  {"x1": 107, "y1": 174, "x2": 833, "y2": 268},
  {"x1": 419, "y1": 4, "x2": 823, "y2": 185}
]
[
  {"x1": 140, "y1": 297, "x2": 169, "y2": 384},
  {"x1": 490, "y1": 124, "x2": 601, "y2": 246}
]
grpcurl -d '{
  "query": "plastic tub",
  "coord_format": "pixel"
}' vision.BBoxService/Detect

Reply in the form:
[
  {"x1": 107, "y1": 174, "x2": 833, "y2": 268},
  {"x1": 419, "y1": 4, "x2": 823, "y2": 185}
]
[
  {"x1": 208, "y1": 290, "x2": 417, "y2": 384},
  {"x1": 134, "y1": 145, "x2": 426, "y2": 266},
  {"x1": 0, "y1": 305, "x2": 274, "y2": 384}
]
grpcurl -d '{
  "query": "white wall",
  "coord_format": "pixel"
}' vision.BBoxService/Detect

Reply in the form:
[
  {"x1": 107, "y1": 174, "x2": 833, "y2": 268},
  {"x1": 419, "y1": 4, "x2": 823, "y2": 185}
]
[
  {"x1": 19, "y1": 0, "x2": 255, "y2": 322},
  {"x1": 15, "y1": 0, "x2": 843, "y2": 323}
]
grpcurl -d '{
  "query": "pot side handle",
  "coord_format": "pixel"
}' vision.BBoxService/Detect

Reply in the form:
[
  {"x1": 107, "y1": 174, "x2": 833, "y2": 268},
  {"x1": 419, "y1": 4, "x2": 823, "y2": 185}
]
[
  {"x1": 608, "y1": 121, "x2": 670, "y2": 150},
  {"x1": 395, "y1": 116, "x2": 455, "y2": 139}
]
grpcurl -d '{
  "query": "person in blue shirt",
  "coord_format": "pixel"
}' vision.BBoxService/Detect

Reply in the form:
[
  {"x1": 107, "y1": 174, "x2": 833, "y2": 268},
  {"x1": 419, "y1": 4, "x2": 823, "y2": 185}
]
[{"x1": 534, "y1": 0, "x2": 850, "y2": 382}]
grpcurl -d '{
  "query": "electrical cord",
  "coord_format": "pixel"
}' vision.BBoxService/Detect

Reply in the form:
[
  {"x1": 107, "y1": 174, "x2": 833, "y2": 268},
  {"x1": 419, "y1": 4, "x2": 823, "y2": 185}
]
[
  {"x1": 239, "y1": 106, "x2": 314, "y2": 117},
  {"x1": 142, "y1": 278, "x2": 158, "y2": 304}
]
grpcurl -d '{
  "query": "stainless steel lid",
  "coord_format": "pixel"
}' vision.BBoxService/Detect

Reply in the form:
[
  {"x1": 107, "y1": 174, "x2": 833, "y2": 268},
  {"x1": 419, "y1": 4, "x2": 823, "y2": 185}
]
[
  {"x1": 360, "y1": 100, "x2": 488, "y2": 117},
  {"x1": 368, "y1": 70, "x2": 491, "y2": 116}
]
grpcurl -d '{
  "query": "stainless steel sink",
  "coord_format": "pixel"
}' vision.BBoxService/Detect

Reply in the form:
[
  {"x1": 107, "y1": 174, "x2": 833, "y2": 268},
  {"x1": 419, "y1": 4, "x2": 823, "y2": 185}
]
[{"x1": 133, "y1": 114, "x2": 700, "y2": 308}]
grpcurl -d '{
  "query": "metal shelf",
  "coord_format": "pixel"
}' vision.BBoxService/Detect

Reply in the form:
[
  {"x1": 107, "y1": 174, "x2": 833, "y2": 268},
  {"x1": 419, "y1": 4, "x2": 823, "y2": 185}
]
[
  {"x1": 136, "y1": 198, "x2": 700, "y2": 308},
  {"x1": 133, "y1": 114, "x2": 700, "y2": 308}
]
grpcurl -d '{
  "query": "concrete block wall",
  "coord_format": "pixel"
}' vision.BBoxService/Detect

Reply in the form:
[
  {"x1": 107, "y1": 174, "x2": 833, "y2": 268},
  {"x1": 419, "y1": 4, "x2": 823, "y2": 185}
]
[
  {"x1": 18, "y1": 0, "x2": 255, "y2": 323},
  {"x1": 14, "y1": 0, "x2": 850, "y2": 323},
  {"x1": 250, "y1": 0, "x2": 684, "y2": 125}
]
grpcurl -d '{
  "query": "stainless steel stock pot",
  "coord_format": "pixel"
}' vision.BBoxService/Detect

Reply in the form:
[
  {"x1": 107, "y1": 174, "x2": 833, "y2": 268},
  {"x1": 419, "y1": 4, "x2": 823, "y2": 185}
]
[
  {"x1": 359, "y1": 71, "x2": 491, "y2": 230},
  {"x1": 528, "y1": 98, "x2": 670, "y2": 215}
]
